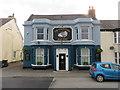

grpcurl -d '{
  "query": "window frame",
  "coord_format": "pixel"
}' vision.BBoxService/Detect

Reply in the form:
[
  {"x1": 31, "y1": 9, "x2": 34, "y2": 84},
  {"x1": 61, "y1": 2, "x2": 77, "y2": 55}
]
[
  {"x1": 115, "y1": 52, "x2": 120, "y2": 64},
  {"x1": 75, "y1": 27, "x2": 79, "y2": 40},
  {"x1": 81, "y1": 48, "x2": 90, "y2": 65},
  {"x1": 81, "y1": 26, "x2": 89, "y2": 40},
  {"x1": 36, "y1": 48, "x2": 44, "y2": 65},
  {"x1": 114, "y1": 32, "x2": 120, "y2": 44},
  {"x1": 36, "y1": 28, "x2": 44, "y2": 40}
]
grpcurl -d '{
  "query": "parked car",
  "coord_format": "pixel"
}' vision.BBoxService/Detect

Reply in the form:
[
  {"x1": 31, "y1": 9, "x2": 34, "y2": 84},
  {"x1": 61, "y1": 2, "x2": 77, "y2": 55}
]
[{"x1": 89, "y1": 62, "x2": 120, "y2": 82}]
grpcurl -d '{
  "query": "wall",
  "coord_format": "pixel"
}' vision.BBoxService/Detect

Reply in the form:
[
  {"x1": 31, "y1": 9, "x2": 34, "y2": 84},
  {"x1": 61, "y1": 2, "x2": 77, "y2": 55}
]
[
  {"x1": 0, "y1": 28, "x2": 2, "y2": 61},
  {"x1": 1, "y1": 19, "x2": 23, "y2": 62},
  {"x1": 24, "y1": 18, "x2": 100, "y2": 46},
  {"x1": 101, "y1": 31, "x2": 115, "y2": 63}
]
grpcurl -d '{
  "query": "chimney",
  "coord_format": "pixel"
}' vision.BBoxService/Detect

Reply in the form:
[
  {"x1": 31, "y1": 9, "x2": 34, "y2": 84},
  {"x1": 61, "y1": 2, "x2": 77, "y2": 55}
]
[
  {"x1": 88, "y1": 6, "x2": 96, "y2": 19},
  {"x1": 8, "y1": 13, "x2": 14, "y2": 19}
]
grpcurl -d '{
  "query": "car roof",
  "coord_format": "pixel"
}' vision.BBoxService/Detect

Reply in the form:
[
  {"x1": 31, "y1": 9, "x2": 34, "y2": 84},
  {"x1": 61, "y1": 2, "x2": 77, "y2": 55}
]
[{"x1": 93, "y1": 62, "x2": 116, "y2": 64}]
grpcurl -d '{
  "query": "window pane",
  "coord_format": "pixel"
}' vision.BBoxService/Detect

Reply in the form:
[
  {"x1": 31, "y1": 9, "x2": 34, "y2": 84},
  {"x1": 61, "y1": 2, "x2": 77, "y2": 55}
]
[
  {"x1": 114, "y1": 32, "x2": 117, "y2": 43},
  {"x1": 111, "y1": 64, "x2": 120, "y2": 70},
  {"x1": 36, "y1": 48, "x2": 44, "y2": 65},
  {"x1": 37, "y1": 34, "x2": 43, "y2": 39},
  {"x1": 81, "y1": 48, "x2": 89, "y2": 56},
  {"x1": 81, "y1": 27, "x2": 88, "y2": 39},
  {"x1": 37, "y1": 28, "x2": 43, "y2": 33},
  {"x1": 81, "y1": 48, "x2": 90, "y2": 65}
]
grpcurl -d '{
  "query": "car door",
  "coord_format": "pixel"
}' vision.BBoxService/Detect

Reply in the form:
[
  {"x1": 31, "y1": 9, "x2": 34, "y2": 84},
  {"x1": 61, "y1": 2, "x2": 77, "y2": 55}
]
[
  {"x1": 100, "y1": 64, "x2": 115, "y2": 78},
  {"x1": 111, "y1": 64, "x2": 120, "y2": 79}
]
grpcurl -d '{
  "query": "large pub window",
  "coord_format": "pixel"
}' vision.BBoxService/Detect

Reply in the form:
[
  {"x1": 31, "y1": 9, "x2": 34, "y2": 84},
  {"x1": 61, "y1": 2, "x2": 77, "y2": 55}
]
[
  {"x1": 81, "y1": 48, "x2": 90, "y2": 65},
  {"x1": 36, "y1": 48, "x2": 44, "y2": 65},
  {"x1": 81, "y1": 26, "x2": 89, "y2": 39},
  {"x1": 37, "y1": 28, "x2": 44, "y2": 40}
]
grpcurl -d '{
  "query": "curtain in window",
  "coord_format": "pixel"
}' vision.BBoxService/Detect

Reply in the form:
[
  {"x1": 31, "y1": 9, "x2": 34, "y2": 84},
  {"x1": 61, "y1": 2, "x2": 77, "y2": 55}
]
[
  {"x1": 81, "y1": 48, "x2": 90, "y2": 65},
  {"x1": 36, "y1": 48, "x2": 44, "y2": 65}
]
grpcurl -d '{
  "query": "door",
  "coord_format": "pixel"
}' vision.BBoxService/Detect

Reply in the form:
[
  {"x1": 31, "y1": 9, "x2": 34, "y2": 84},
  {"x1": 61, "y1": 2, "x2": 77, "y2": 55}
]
[
  {"x1": 101, "y1": 64, "x2": 115, "y2": 78},
  {"x1": 59, "y1": 54, "x2": 66, "y2": 70}
]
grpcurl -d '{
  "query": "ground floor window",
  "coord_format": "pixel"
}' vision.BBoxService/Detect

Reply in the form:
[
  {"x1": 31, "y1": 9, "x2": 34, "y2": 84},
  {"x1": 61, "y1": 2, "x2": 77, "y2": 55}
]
[
  {"x1": 36, "y1": 48, "x2": 44, "y2": 65},
  {"x1": 115, "y1": 52, "x2": 120, "y2": 64},
  {"x1": 81, "y1": 48, "x2": 90, "y2": 65}
]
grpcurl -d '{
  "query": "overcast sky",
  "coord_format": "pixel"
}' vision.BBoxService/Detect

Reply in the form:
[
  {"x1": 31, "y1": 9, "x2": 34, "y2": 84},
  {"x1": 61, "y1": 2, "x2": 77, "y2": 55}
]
[{"x1": 0, "y1": 0, "x2": 120, "y2": 37}]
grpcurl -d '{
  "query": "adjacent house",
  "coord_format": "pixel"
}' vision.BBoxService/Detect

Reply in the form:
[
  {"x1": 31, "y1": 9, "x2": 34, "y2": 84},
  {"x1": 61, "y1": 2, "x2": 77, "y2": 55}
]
[
  {"x1": 23, "y1": 7, "x2": 101, "y2": 71},
  {"x1": 0, "y1": 15, "x2": 23, "y2": 66},
  {"x1": 100, "y1": 20, "x2": 120, "y2": 64}
]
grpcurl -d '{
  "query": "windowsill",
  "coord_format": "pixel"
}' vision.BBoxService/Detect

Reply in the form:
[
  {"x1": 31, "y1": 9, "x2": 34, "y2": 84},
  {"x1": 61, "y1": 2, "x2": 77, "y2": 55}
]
[
  {"x1": 113, "y1": 43, "x2": 120, "y2": 45},
  {"x1": 73, "y1": 40, "x2": 94, "y2": 42},
  {"x1": 74, "y1": 64, "x2": 91, "y2": 66},
  {"x1": 32, "y1": 40, "x2": 52, "y2": 42},
  {"x1": 31, "y1": 64, "x2": 51, "y2": 66}
]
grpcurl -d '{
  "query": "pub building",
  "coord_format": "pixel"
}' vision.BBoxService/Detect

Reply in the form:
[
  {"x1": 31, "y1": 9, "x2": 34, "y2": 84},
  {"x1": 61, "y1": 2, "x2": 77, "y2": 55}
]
[{"x1": 23, "y1": 7, "x2": 101, "y2": 71}]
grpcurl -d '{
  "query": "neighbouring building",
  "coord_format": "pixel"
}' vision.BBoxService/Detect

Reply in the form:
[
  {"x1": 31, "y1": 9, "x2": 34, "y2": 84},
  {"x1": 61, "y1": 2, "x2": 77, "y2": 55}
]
[
  {"x1": 23, "y1": 7, "x2": 101, "y2": 71},
  {"x1": 0, "y1": 14, "x2": 23, "y2": 65},
  {"x1": 100, "y1": 20, "x2": 120, "y2": 64}
]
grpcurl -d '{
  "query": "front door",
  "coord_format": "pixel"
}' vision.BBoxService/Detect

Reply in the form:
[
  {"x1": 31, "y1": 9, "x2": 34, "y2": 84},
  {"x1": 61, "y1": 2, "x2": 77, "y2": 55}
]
[{"x1": 59, "y1": 54, "x2": 66, "y2": 70}]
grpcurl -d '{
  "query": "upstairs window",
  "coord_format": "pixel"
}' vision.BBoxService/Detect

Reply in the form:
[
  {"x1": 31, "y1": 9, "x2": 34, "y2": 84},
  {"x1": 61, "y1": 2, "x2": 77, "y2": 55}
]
[
  {"x1": 114, "y1": 32, "x2": 120, "y2": 43},
  {"x1": 81, "y1": 26, "x2": 89, "y2": 39},
  {"x1": 118, "y1": 32, "x2": 120, "y2": 43},
  {"x1": 37, "y1": 28, "x2": 44, "y2": 40}
]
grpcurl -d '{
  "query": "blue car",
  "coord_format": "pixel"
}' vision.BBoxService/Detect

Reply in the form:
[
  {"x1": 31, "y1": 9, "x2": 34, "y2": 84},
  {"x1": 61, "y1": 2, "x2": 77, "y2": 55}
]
[{"x1": 89, "y1": 62, "x2": 120, "y2": 82}]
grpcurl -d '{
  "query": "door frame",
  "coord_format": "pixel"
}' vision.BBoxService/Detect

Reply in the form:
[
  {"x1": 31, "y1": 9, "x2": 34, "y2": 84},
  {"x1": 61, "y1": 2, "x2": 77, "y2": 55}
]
[{"x1": 56, "y1": 48, "x2": 68, "y2": 71}]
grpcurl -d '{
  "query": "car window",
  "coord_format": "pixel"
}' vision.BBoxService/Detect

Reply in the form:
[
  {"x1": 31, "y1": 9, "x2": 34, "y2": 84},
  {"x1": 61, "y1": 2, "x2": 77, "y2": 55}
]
[
  {"x1": 111, "y1": 64, "x2": 120, "y2": 70},
  {"x1": 100, "y1": 64, "x2": 111, "y2": 69},
  {"x1": 92, "y1": 63, "x2": 96, "y2": 68}
]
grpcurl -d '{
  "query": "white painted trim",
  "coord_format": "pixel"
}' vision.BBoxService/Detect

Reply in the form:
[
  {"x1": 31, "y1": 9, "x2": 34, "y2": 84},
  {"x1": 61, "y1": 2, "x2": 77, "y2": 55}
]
[
  {"x1": 81, "y1": 48, "x2": 90, "y2": 65},
  {"x1": 32, "y1": 40, "x2": 52, "y2": 42},
  {"x1": 75, "y1": 64, "x2": 91, "y2": 67},
  {"x1": 80, "y1": 26, "x2": 90, "y2": 40},
  {"x1": 36, "y1": 48, "x2": 44, "y2": 65},
  {"x1": 52, "y1": 26, "x2": 73, "y2": 42},
  {"x1": 56, "y1": 48, "x2": 68, "y2": 71},
  {"x1": 31, "y1": 64, "x2": 51, "y2": 66}
]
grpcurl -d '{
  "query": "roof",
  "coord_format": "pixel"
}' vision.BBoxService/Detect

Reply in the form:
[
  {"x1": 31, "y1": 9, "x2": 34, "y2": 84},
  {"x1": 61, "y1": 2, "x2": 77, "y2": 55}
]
[
  {"x1": 0, "y1": 18, "x2": 12, "y2": 27},
  {"x1": 100, "y1": 20, "x2": 120, "y2": 29},
  {"x1": 27, "y1": 14, "x2": 97, "y2": 21}
]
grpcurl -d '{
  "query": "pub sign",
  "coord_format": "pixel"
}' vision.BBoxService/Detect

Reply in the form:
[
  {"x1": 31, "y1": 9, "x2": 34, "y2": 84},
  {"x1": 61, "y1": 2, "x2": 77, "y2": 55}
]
[{"x1": 53, "y1": 28, "x2": 72, "y2": 41}]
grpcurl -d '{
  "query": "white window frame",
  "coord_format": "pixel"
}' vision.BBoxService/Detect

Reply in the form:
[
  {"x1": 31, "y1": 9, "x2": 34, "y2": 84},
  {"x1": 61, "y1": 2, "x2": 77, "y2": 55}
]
[
  {"x1": 114, "y1": 32, "x2": 120, "y2": 44},
  {"x1": 13, "y1": 51, "x2": 16, "y2": 58},
  {"x1": 36, "y1": 48, "x2": 44, "y2": 65},
  {"x1": 36, "y1": 28, "x2": 44, "y2": 40},
  {"x1": 47, "y1": 28, "x2": 49, "y2": 40},
  {"x1": 81, "y1": 26, "x2": 89, "y2": 40},
  {"x1": 115, "y1": 52, "x2": 120, "y2": 64},
  {"x1": 81, "y1": 48, "x2": 90, "y2": 65}
]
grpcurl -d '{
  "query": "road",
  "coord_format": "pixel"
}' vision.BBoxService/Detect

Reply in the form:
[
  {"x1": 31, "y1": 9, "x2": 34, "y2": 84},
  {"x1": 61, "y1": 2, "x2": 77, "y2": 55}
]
[{"x1": 1, "y1": 61, "x2": 120, "y2": 90}]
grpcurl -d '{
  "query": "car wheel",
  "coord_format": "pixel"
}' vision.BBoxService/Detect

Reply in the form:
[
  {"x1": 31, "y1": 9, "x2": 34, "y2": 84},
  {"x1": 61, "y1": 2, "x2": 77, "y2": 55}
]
[{"x1": 96, "y1": 75, "x2": 104, "y2": 82}]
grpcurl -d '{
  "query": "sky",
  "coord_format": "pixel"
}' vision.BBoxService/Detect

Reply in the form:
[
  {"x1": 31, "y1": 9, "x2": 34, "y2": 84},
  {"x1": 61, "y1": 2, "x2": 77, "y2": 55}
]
[{"x1": 0, "y1": 0, "x2": 120, "y2": 37}]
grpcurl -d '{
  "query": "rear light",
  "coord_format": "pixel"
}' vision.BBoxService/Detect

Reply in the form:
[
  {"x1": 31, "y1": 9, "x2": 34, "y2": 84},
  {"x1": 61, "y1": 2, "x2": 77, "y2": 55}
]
[{"x1": 93, "y1": 68, "x2": 97, "y2": 72}]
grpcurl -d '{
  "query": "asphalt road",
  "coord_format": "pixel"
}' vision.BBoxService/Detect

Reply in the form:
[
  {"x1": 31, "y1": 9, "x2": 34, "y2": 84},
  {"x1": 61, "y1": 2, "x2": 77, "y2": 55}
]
[{"x1": 1, "y1": 61, "x2": 120, "y2": 90}]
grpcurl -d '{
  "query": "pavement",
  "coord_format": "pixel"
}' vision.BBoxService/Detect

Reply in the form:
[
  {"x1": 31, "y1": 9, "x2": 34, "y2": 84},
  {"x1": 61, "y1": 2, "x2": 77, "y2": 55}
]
[{"x1": 1, "y1": 61, "x2": 120, "y2": 89}]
